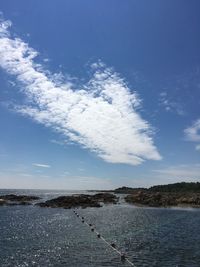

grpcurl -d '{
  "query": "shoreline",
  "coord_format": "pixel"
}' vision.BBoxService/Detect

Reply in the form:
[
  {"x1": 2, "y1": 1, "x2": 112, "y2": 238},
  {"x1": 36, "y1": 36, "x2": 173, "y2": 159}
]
[{"x1": 1, "y1": 192, "x2": 200, "y2": 210}]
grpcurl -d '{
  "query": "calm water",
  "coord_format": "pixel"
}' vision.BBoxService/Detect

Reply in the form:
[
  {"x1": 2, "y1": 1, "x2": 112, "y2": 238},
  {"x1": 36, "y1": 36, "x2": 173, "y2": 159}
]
[{"x1": 0, "y1": 189, "x2": 200, "y2": 267}]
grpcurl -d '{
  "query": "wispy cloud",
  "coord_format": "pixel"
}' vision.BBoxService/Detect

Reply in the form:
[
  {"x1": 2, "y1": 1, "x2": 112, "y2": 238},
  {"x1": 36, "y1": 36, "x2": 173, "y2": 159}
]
[
  {"x1": 195, "y1": 144, "x2": 200, "y2": 151},
  {"x1": 50, "y1": 139, "x2": 66, "y2": 146},
  {"x1": 184, "y1": 120, "x2": 200, "y2": 152},
  {"x1": 19, "y1": 173, "x2": 34, "y2": 177},
  {"x1": 0, "y1": 17, "x2": 161, "y2": 165},
  {"x1": 32, "y1": 163, "x2": 51, "y2": 168},
  {"x1": 159, "y1": 92, "x2": 185, "y2": 115},
  {"x1": 184, "y1": 119, "x2": 200, "y2": 142}
]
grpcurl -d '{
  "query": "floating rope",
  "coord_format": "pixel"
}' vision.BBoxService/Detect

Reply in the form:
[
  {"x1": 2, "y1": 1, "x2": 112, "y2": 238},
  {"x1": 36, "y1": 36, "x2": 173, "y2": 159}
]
[{"x1": 73, "y1": 210, "x2": 136, "y2": 267}]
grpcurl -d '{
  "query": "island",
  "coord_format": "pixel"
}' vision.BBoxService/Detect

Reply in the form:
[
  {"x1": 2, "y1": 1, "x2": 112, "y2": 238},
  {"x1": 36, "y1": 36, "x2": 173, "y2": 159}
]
[
  {"x1": 36, "y1": 193, "x2": 118, "y2": 209},
  {"x1": 123, "y1": 182, "x2": 200, "y2": 208}
]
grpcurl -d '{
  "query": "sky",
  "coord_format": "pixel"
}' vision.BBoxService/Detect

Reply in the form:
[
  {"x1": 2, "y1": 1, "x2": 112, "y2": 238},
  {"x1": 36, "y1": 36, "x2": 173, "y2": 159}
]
[{"x1": 0, "y1": 0, "x2": 200, "y2": 190}]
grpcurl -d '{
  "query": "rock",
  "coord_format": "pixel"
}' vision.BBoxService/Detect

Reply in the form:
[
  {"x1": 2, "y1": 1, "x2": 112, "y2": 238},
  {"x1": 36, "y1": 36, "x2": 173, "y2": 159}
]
[
  {"x1": 0, "y1": 194, "x2": 40, "y2": 202},
  {"x1": 114, "y1": 186, "x2": 147, "y2": 194},
  {"x1": 92, "y1": 193, "x2": 118, "y2": 204},
  {"x1": 7, "y1": 201, "x2": 32, "y2": 206},
  {"x1": 125, "y1": 191, "x2": 200, "y2": 208},
  {"x1": 0, "y1": 199, "x2": 6, "y2": 206},
  {"x1": 36, "y1": 193, "x2": 118, "y2": 209},
  {"x1": 36, "y1": 194, "x2": 101, "y2": 209},
  {"x1": 0, "y1": 194, "x2": 40, "y2": 207}
]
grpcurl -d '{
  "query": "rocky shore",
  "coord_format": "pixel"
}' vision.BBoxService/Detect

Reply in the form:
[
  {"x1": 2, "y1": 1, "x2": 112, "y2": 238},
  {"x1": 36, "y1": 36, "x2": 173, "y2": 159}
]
[
  {"x1": 0, "y1": 194, "x2": 40, "y2": 206},
  {"x1": 125, "y1": 190, "x2": 200, "y2": 208},
  {"x1": 1, "y1": 183, "x2": 200, "y2": 209},
  {"x1": 0, "y1": 193, "x2": 118, "y2": 208},
  {"x1": 36, "y1": 193, "x2": 118, "y2": 209}
]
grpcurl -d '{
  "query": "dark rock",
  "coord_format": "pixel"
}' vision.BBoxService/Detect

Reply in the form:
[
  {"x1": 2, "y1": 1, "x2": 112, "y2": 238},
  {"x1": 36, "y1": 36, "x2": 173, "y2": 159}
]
[
  {"x1": 92, "y1": 193, "x2": 118, "y2": 204},
  {"x1": 0, "y1": 194, "x2": 40, "y2": 202},
  {"x1": 18, "y1": 201, "x2": 32, "y2": 206},
  {"x1": 0, "y1": 199, "x2": 6, "y2": 206},
  {"x1": 125, "y1": 191, "x2": 200, "y2": 208},
  {"x1": 0, "y1": 194, "x2": 40, "y2": 207},
  {"x1": 6, "y1": 201, "x2": 32, "y2": 206},
  {"x1": 149, "y1": 182, "x2": 200, "y2": 193},
  {"x1": 114, "y1": 186, "x2": 147, "y2": 194},
  {"x1": 36, "y1": 193, "x2": 118, "y2": 209},
  {"x1": 36, "y1": 194, "x2": 101, "y2": 209}
]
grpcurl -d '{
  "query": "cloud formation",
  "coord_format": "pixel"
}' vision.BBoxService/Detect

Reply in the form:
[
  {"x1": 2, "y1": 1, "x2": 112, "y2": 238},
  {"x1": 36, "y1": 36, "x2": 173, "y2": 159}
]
[
  {"x1": 195, "y1": 144, "x2": 200, "y2": 151},
  {"x1": 32, "y1": 163, "x2": 51, "y2": 168},
  {"x1": 184, "y1": 119, "x2": 200, "y2": 152},
  {"x1": 159, "y1": 92, "x2": 185, "y2": 115},
  {"x1": 0, "y1": 18, "x2": 161, "y2": 165},
  {"x1": 184, "y1": 119, "x2": 200, "y2": 142}
]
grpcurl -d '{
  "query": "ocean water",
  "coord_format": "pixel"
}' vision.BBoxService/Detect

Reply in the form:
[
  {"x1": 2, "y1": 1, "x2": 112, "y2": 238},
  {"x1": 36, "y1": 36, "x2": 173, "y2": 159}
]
[{"x1": 0, "y1": 189, "x2": 200, "y2": 267}]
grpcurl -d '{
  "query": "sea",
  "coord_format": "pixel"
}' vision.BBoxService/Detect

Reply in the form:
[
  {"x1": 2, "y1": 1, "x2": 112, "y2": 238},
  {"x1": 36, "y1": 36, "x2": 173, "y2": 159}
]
[{"x1": 0, "y1": 189, "x2": 200, "y2": 267}]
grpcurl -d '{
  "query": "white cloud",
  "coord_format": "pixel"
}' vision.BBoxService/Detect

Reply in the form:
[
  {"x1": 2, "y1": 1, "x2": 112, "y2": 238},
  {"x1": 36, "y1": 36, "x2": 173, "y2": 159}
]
[
  {"x1": 0, "y1": 18, "x2": 161, "y2": 166},
  {"x1": 184, "y1": 119, "x2": 200, "y2": 142},
  {"x1": 50, "y1": 139, "x2": 66, "y2": 146},
  {"x1": 78, "y1": 168, "x2": 85, "y2": 172},
  {"x1": 32, "y1": 163, "x2": 51, "y2": 168},
  {"x1": 19, "y1": 173, "x2": 34, "y2": 177},
  {"x1": 159, "y1": 92, "x2": 185, "y2": 115},
  {"x1": 195, "y1": 144, "x2": 200, "y2": 151}
]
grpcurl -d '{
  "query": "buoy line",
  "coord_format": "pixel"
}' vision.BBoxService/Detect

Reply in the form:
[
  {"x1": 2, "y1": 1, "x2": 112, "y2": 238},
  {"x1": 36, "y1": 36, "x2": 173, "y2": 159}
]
[{"x1": 73, "y1": 210, "x2": 136, "y2": 267}]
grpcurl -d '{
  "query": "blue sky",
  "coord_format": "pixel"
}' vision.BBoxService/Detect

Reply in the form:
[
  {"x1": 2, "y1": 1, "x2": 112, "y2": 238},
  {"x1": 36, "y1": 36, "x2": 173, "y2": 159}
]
[{"x1": 0, "y1": 0, "x2": 200, "y2": 189}]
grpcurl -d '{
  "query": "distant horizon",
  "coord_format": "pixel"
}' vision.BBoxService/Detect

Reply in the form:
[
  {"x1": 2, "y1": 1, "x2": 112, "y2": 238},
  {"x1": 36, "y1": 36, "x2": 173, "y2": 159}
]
[{"x1": 0, "y1": 180, "x2": 199, "y2": 191}]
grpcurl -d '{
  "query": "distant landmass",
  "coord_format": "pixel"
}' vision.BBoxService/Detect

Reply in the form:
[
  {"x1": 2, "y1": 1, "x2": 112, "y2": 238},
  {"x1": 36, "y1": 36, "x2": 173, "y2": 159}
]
[
  {"x1": 114, "y1": 182, "x2": 200, "y2": 194},
  {"x1": 119, "y1": 182, "x2": 200, "y2": 208}
]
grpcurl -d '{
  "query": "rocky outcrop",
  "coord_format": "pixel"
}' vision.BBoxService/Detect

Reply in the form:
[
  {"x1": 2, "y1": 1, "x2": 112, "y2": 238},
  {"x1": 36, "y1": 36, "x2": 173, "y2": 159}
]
[
  {"x1": 92, "y1": 193, "x2": 118, "y2": 204},
  {"x1": 36, "y1": 193, "x2": 118, "y2": 209},
  {"x1": 149, "y1": 182, "x2": 200, "y2": 193},
  {"x1": 114, "y1": 186, "x2": 147, "y2": 194},
  {"x1": 125, "y1": 191, "x2": 200, "y2": 208},
  {"x1": 0, "y1": 194, "x2": 40, "y2": 206},
  {"x1": 1, "y1": 194, "x2": 40, "y2": 201},
  {"x1": 0, "y1": 199, "x2": 7, "y2": 206}
]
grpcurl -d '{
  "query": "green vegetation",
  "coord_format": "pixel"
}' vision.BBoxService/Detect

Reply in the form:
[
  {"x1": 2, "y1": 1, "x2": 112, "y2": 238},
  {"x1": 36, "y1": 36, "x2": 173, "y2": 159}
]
[
  {"x1": 149, "y1": 182, "x2": 200, "y2": 193},
  {"x1": 123, "y1": 182, "x2": 200, "y2": 208},
  {"x1": 114, "y1": 186, "x2": 146, "y2": 194},
  {"x1": 114, "y1": 182, "x2": 200, "y2": 193}
]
